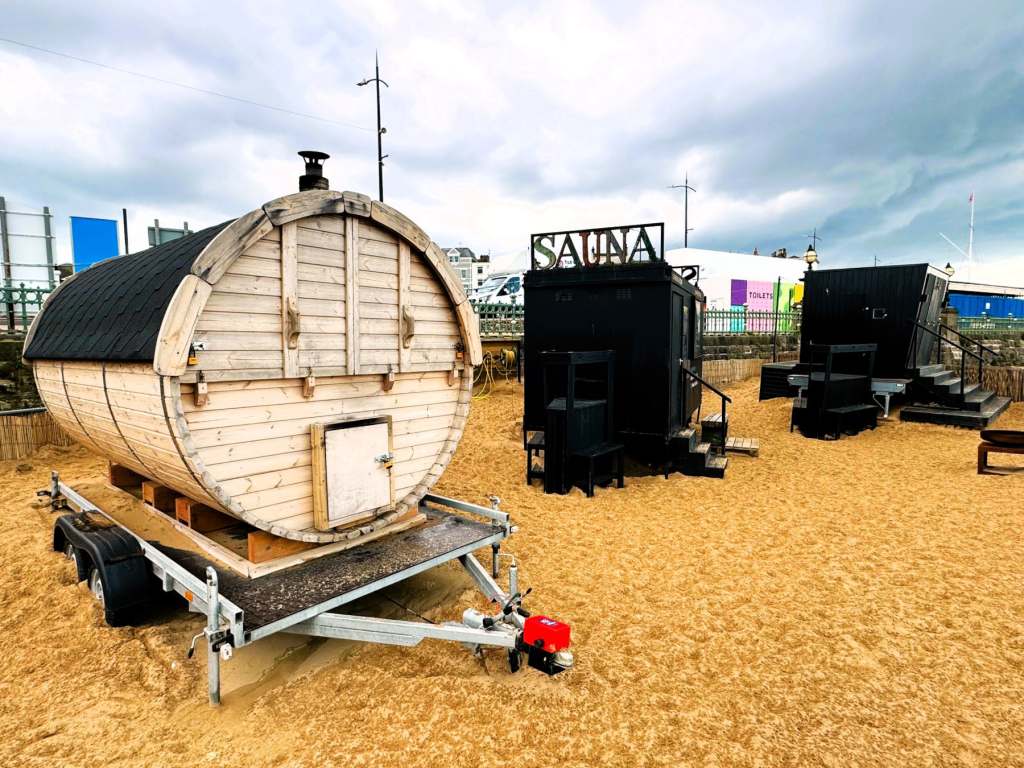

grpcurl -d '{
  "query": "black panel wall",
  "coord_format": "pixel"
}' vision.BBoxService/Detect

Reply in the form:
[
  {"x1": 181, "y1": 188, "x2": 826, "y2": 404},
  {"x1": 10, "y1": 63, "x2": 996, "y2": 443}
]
[
  {"x1": 799, "y1": 264, "x2": 948, "y2": 378},
  {"x1": 524, "y1": 262, "x2": 704, "y2": 457}
]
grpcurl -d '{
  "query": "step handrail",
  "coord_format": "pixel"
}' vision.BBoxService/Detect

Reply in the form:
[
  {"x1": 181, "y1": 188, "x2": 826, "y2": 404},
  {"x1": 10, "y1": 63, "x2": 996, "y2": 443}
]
[
  {"x1": 909, "y1": 320, "x2": 983, "y2": 409},
  {"x1": 934, "y1": 321, "x2": 997, "y2": 357},
  {"x1": 680, "y1": 362, "x2": 731, "y2": 452}
]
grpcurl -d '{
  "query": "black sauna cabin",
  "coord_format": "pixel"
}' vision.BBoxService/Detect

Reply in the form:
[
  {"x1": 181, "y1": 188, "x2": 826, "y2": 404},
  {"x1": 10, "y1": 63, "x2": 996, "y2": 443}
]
[
  {"x1": 524, "y1": 261, "x2": 728, "y2": 481},
  {"x1": 798, "y1": 263, "x2": 1009, "y2": 428}
]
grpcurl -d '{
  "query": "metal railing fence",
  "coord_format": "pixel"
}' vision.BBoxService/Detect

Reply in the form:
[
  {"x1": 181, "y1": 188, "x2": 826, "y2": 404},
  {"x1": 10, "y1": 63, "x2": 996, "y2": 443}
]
[
  {"x1": 1, "y1": 283, "x2": 52, "y2": 332},
  {"x1": 474, "y1": 302, "x2": 524, "y2": 337},
  {"x1": 703, "y1": 308, "x2": 802, "y2": 335},
  {"x1": 957, "y1": 315, "x2": 1024, "y2": 333}
]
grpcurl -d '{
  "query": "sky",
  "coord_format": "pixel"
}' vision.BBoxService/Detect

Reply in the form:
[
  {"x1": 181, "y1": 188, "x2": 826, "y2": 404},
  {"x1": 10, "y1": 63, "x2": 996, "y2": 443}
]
[{"x1": 2, "y1": 0, "x2": 1022, "y2": 284}]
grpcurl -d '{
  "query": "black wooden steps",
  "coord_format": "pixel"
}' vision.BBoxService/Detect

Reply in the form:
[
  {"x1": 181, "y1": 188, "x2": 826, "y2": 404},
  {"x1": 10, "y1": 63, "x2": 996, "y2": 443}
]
[
  {"x1": 704, "y1": 455, "x2": 728, "y2": 479},
  {"x1": 900, "y1": 395, "x2": 1010, "y2": 428},
  {"x1": 701, "y1": 412, "x2": 728, "y2": 450},
  {"x1": 906, "y1": 363, "x2": 1011, "y2": 428}
]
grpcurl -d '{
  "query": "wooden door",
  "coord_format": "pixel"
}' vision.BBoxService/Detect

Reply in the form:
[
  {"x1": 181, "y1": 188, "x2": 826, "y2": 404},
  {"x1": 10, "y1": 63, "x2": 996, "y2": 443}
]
[{"x1": 315, "y1": 420, "x2": 393, "y2": 529}]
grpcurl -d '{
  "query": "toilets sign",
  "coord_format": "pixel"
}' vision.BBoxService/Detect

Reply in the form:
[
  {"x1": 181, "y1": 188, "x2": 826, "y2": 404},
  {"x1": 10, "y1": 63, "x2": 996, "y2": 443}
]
[{"x1": 530, "y1": 223, "x2": 665, "y2": 270}]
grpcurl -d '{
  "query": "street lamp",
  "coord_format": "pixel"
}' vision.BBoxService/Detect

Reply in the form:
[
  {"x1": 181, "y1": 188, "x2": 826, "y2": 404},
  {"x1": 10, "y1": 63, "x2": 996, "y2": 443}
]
[
  {"x1": 944, "y1": 262, "x2": 955, "y2": 277},
  {"x1": 804, "y1": 244, "x2": 818, "y2": 270},
  {"x1": 357, "y1": 52, "x2": 389, "y2": 202}
]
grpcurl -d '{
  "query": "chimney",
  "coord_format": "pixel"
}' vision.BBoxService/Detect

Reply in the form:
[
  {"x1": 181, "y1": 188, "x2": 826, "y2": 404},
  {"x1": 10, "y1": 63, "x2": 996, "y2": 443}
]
[{"x1": 298, "y1": 150, "x2": 330, "y2": 191}]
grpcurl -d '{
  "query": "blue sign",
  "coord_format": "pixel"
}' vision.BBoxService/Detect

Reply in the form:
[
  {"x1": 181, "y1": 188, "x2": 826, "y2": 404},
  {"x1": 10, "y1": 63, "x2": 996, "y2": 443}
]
[{"x1": 70, "y1": 216, "x2": 120, "y2": 271}]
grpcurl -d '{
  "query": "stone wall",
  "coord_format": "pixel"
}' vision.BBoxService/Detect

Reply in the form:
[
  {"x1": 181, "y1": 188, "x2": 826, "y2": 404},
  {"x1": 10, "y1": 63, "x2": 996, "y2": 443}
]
[
  {"x1": 0, "y1": 335, "x2": 40, "y2": 411},
  {"x1": 703, "y1": 332, "x2": 800, "y2": 361}
]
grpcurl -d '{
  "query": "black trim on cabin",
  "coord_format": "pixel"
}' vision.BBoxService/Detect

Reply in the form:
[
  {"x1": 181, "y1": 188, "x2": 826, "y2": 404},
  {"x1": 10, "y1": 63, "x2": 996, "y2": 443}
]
[{"x1": 24, "y1": 221, "x2": 234, "y2": 363}]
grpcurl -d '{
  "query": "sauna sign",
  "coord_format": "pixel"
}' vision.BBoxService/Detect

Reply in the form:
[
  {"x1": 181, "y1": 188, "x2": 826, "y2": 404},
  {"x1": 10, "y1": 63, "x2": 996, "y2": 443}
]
[{"x1": 530, "y1": 223, "x2": 665, "y2": 270}]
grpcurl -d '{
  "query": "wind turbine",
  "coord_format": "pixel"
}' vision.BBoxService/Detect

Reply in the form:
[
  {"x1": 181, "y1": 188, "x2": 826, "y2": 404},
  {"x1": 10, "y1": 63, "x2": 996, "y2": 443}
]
[{"x1": 939, "y1": 192, "x2": 975, "y2": 280}]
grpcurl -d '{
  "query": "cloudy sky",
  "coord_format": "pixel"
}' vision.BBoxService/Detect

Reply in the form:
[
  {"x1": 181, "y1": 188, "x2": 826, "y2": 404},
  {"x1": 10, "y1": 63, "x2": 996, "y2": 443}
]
[{"x1": 2, "y1": 1, "x2": 1022, "y2": 282}]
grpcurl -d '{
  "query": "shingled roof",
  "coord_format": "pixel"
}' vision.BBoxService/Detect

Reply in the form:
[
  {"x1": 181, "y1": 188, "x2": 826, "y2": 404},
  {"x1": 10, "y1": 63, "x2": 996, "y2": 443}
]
[{"x1": 24, "y1": 220, "x2": 233, "y2": 362}]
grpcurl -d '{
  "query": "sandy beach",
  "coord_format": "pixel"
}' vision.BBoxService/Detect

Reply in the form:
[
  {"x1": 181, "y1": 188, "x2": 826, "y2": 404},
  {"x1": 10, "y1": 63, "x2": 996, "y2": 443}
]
[{"x1": 1, "y1": 377, "x2": 1022, "y2": 767}]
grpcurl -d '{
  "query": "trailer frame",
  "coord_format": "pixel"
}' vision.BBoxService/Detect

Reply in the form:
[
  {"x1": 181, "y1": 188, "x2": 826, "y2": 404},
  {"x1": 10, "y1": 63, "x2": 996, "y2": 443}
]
[{"x1": 46, "y1": 474, "x2": 568, "y2": 705}]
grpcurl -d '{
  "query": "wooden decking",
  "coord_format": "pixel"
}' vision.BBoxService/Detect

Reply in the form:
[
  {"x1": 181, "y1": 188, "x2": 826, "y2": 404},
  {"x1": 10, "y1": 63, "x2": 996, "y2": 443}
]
[{"x1": 724, "y1": 436, "x2": 760, "y2": 456}]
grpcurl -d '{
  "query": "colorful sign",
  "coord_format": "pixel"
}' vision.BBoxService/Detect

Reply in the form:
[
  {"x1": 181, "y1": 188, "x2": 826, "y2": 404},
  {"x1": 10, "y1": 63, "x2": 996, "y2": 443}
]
[
  {"x1": 530, "y1": 223, "x2": 664, "y2": 270},
  {"x1": 70, "y1": 216, "x2": 120, "y2": 271},
  {"x1": 727, "y1": 278, "x2": 801, "y2": 331}
]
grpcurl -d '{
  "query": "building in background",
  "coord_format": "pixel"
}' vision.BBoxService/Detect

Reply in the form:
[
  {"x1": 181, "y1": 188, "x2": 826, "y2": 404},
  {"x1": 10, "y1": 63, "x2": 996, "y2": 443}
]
[
  {"x1": 443, "y1": 246, "x2": 491, "y2": 293},
  {"x1": 665, "y1": 247, "x2": 809, "y2": 311},
  {"x1": 946, "y1": 280, "x2": 1024, "y2": 318}
]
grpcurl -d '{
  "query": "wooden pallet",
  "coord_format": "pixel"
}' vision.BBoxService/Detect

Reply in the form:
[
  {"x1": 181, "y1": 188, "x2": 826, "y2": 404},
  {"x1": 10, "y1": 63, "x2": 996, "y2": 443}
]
[
  {"x1": 103, "y1": 463, "x2": 425, "y2": 578},
  {"x1": 724, "y1": 436, "x2": 760, "y2": 456}
]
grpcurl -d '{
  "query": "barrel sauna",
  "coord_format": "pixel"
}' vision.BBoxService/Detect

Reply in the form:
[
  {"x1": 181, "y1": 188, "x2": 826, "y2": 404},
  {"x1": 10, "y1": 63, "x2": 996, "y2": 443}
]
[{"x1": 24, "y1": 154, "x2": 481, "y2": 544}]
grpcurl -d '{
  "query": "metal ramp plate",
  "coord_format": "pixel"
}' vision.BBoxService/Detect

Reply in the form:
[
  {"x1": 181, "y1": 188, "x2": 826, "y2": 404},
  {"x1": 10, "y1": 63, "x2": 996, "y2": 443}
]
[{"x1": 151, "y1": 508, "x2": 496, "y2": 635}]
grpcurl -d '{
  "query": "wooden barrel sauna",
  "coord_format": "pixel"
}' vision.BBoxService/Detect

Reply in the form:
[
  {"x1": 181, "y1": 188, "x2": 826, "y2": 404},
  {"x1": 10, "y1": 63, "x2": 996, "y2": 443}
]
[{"x1": 23, "y1": 154, "x2": 481, "y2": 543}]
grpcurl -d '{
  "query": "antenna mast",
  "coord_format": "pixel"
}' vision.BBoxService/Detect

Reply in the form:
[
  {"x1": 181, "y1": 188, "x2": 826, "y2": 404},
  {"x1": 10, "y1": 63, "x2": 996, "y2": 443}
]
[
  {"x1": 667, "y1": 174, "x2": 696, "y2": 247},
  {"x1": 967, "y1": 192, "x2": 975, "y2": 280}
]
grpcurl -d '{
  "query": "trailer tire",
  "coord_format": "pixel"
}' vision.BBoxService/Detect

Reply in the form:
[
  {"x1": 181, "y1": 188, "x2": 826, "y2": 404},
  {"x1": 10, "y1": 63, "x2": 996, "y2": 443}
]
[{"x1": 88, "y1": 568, "x2": 106, "y2": 607}]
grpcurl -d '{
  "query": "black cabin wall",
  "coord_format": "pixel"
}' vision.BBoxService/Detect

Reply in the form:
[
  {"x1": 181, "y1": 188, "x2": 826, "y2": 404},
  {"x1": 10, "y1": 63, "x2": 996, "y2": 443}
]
[
  {"x1": 800, "y1": 264, "x2": 947, "y2": 378},
  {"x1": 524, "y1": 263, "x2": 703, "y2": 450}
]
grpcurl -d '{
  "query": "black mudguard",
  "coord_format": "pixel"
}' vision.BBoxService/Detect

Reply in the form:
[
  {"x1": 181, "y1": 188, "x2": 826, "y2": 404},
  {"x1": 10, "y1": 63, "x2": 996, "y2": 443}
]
[{"x1": 53, "y1": 513, "x2": 153, "y2": 626}]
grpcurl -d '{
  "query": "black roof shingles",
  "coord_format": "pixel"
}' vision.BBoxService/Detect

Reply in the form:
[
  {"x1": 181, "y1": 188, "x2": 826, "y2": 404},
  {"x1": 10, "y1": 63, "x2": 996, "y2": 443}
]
[{"x1": 24, "y1": 220, "x2": 234, "y2": 363}]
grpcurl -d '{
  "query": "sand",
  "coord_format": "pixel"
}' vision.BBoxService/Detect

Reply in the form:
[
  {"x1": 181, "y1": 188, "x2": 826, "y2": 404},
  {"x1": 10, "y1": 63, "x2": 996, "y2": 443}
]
[{"x1": 1, "y1": 379, "x2": 1022, "y2": 767}]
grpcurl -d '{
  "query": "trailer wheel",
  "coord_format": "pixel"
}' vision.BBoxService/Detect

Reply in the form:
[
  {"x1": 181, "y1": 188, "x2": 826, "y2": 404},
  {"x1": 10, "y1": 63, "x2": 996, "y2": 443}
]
[
  {"x1": 88, "y1": 568, "x2": 106, "y2": 607},
  {"x1": 63, "y1": 543, "x2": 79, "y2": 574}
]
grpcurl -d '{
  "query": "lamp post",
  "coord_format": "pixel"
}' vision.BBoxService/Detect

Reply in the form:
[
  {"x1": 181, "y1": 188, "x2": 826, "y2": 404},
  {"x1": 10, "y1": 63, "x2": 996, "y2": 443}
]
[
  {"x1": 357, "y1": 52, "x2": 389, "y2": 202},
  {"x1": 944, "y1": 262, "x2": 955, "y2": 277},
  {"x1": 804, "y1": 244, "x2": 818, "y2": 271}
]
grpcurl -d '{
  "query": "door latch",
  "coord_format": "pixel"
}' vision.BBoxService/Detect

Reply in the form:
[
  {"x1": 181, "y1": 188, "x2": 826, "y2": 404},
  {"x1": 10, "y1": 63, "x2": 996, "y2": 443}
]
[{"x1": 375, "y1": 452, "x2": 394, "y2": 469}]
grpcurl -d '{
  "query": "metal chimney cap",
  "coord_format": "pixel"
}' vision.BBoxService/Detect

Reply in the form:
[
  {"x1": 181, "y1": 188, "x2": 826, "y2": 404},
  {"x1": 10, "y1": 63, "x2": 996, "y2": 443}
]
[
  {"x1": 298, "y1": 150, "x2": 330, "y2": 164},
  {"x1": 298, "y1": 150, "x2": 330, "y2": 191}
]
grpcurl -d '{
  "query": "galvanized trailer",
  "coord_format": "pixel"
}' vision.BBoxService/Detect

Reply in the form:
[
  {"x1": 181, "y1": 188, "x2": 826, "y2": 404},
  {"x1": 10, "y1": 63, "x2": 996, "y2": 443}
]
[{"x1": 43, "y1": 474, "x2": 574, "y2": 705}]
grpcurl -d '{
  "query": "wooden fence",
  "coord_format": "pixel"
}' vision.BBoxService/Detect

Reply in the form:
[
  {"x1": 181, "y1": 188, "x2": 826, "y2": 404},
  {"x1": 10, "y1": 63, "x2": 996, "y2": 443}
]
[
  {"x1": 701, "y1": 352, "x2": 799, "y2": 388},
  {"x1": 962, "y1": 366, "x2": 1024, "y2": 402},
  {"x1": 0, "y1": 407, "x2": 74, "y2": 461}
]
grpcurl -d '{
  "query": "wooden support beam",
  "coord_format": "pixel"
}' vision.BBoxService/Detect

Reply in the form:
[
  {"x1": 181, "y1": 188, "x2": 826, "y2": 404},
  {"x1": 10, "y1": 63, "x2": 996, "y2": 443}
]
[
  {"x1": 175, "y1": 497, "x2": 237, "y2": 533},
  {"x1": 398, "y1": 240, "x2": 412, "y2": 372},
  {"x1": 344, "y1": 216, "x2": 360, "y2": 374},
  {"x1": 108, "y1": 463, "x2": 144, "y2": 490},
  {"x1": 310, "y1": 423, "x2": 329, "y2": 531},
  {"x1": 141, "y1": 480, "x2": 177, "y2": 515},
  {"x1": 281, "y1": 221, "x2": 300, "y2": 378},
  {"x1": 247, "y1": 530, "x2": 316, "y2": 563}
]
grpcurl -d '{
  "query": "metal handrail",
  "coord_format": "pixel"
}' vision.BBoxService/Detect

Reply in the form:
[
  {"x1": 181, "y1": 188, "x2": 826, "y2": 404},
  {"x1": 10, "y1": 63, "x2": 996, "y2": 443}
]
[
  {"x1": 680, "y1": 362, "x2": 731, "y2": 452},
  {"x1": 911, "y1": 320, "x2": 983, "y2": 361},
  {"x1": 910, "y1": 320, "x2": 983, "y2": 408},
  {"x1": 935, "y1": 321, "x2": 997, "y2": 357}
]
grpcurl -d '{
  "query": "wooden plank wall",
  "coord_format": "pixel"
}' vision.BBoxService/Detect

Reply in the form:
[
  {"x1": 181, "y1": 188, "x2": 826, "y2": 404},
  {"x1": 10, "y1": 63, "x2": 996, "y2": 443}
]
[
  {"x1": 181, "y1": 371, "x2": 469, "y2": 536},
  {"x1": 192, "y1": 214, "x2": 461, "y2": 380},
  {"x1": 33, "y1": 360, "x2": 218, "y2": 505}
]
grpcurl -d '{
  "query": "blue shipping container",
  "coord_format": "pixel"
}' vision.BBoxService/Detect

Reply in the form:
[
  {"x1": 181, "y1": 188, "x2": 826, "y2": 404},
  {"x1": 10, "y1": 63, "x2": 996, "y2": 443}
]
[{"x1": 948, "y1": 292, "x2": 1024, "y2": 318}]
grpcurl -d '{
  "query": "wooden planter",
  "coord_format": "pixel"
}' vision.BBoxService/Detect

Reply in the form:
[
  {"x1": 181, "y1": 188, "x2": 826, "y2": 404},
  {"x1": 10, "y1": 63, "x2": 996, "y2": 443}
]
[{"x1": 24, "y1": 189, "x2": 481, "y2": 544}]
